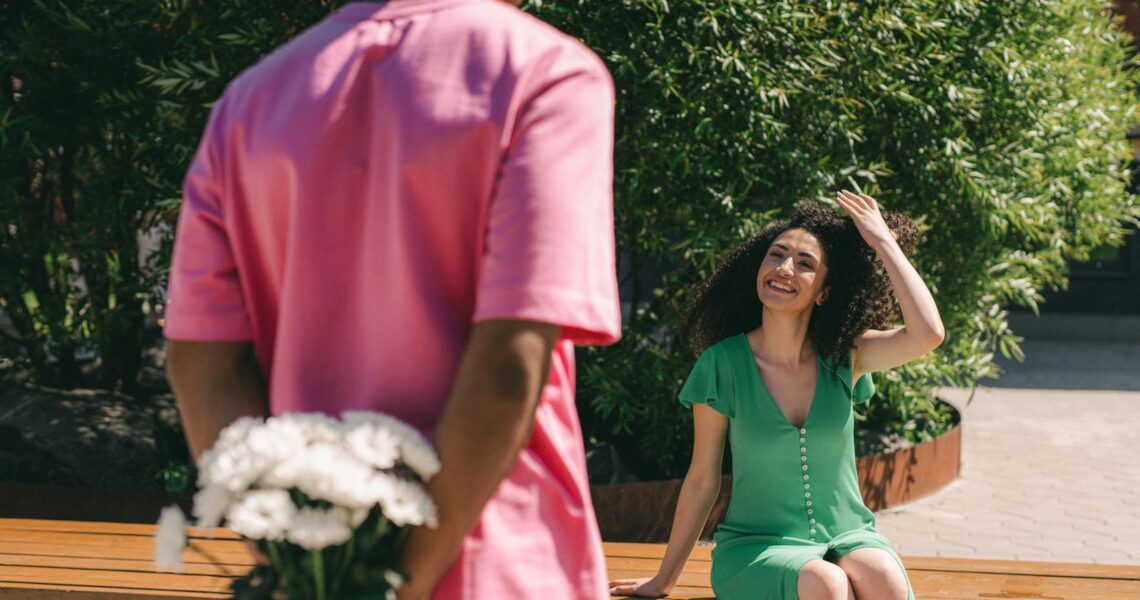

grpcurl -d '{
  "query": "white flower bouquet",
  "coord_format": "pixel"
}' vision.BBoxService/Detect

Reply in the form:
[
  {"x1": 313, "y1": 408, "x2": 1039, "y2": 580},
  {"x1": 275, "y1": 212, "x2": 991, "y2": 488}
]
[{"x1": 155, "y1": 411, "x2": 440, "y2": 600}]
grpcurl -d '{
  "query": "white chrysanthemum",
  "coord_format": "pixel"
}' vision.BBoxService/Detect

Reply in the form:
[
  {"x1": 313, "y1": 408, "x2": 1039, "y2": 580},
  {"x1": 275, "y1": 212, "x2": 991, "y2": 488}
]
[
  {"x1": 198, "y1": 442, "x2": 276, "y2": 493},
  {"x1": 285, "y1": 443, "x2": 379, "y2": 508},
  {"x1": 342, "y1": 411, "x2": 440, "y2": 480},
  {"x1": 377, "y1": 476, "x2": 438, "y2": 527},
  {"x1": 246, "y1": 417, "x2": 308, "y2": 466},
  {"x1": 214, "y1": 416, "x2": 264, "y2": 449},
  {"x1": 344, "y1": 422, "x2": 401, "y2": 470},
  {"x1": 281, "y1": 412, "x2": 344, "y2": 443},
  {"x1": 384, "y1": 569, "x2": 404, "y2": 600},
  {"x1": 399, "y1": 434, "x2": 441, "y2": 481},
  {"x1": 192, "y1": 484, "x2": 233, "y2": 529},
  {"x1": 196, "y1": 417, "x2": 260, "y2": 483},
  {"x1": 154, "y1": 505, "x2": 187, "y2": 571},
  {"x1": 333, "y1": 505, "x2": 371, "y2": 528},
  {"x1": 285, "y1": 506, "x2": 353, "y2": 550},
  {"x1": 225, "y1": 489, "x2": 297, "y2": 541}
]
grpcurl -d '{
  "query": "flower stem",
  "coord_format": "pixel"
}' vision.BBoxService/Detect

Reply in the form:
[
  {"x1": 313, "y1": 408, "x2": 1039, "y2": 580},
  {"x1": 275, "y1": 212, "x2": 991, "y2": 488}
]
[
  {"x1": 331, "y1": 537, "x2": 354, "y2": 596},
  {"x1": 313, "y1": 549, "x2": 327, "y2": 600},
  {"x1": 266, "y1": 541, "x2": 285, "y2": 568}
]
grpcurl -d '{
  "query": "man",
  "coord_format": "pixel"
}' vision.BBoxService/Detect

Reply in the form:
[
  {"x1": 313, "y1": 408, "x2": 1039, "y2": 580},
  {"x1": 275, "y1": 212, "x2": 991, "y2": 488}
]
[{"x1": 163, "y1": 1, "x2": 620, "y2": 598}]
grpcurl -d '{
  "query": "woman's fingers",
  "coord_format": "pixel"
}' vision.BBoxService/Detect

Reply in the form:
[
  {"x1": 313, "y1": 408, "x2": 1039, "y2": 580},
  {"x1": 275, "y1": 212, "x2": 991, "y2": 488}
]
[
  {"x1": 837, "y1": 189, "x2": 879, "y2": 213},
  {"x1": 836, "y1": 190, "x2": 858, "y2": 207},
  {"x1": 836, "y1": 192, "x2": 861, "y2": 215}
]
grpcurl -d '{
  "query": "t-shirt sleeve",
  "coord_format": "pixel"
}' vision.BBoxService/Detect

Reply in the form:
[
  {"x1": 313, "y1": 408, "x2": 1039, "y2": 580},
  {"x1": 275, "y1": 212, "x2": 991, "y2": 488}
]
[
  {"x1": 471, "y1": 48, "x2": 621, "y2": 346},
  {"x1": 163, "y1": 96, "x2": 253, "y2": 341},
  {"x1": 678, "y1": 346, "x2": 735, "y2": 419}
]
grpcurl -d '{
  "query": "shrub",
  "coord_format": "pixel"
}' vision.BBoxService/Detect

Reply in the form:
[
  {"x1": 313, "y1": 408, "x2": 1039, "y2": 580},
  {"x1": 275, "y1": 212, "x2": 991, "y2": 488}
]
[
  {"x1": 531, "y1": 0, "x2": 1138, "y2": 478},
  {"x1": 0, "y1": 1, "x2": 338, "y2": 390},
  {"x1": 2, "y1": 1, "x2": 1135, "y2": 482}
]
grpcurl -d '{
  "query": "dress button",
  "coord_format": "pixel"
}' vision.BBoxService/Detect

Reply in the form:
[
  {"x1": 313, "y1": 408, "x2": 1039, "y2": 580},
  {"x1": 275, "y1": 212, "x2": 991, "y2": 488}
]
[
  {"x1": 809, "y1": 528, "x2": 817, "y2": 535},
  {"x1": 800, "y1": 447, "x2": 807, "y2": 453},
  {"x1": 807, "y1": 507, "x2": 813, "y2": 513},
  {"x1": 802, "y1": 465, "x2": 809, "y2": 471},
  {"x1": 809, "y1": 518, "x2": 816, "y2": 525},
  {"x1": 799, "y1": 428, "x2": 807, "y2": 435},
  {"x1": 803, "y1": 474, "x2": 810, "y2": 480},
  {"x1": 806, "y1": 500, "x2": 813, "y2": 506},
  {"x1": 804, "y1": 483, "x2": 811, "y2": 490},
  {"x1": 805, "y1": 490, "x2": 812, "y2": 497},
  {"x1": 799, "y1": 437, "x2": 806, "y2": 443},
  {"x1": 801, "y1": 456, "x2": 808, "y2": 462}
]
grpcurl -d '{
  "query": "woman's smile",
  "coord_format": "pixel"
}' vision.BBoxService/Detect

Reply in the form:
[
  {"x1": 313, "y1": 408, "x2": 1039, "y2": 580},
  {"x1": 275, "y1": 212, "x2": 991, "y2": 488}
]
[{"x1": 766, "y1": 279, "x2": 797, "y2": 295}]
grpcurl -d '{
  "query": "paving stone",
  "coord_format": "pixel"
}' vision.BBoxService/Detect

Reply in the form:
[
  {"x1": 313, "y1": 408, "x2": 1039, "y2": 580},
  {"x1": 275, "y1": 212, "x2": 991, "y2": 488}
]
[{"x1": 873, "y1": 373, "x2": 1140, "y2": 565}]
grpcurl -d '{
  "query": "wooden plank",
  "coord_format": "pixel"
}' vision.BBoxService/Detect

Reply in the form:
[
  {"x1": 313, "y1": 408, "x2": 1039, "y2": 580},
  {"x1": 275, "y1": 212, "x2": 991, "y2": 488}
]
[
  {"x1": 907, "y1": 570, "x2": 1140, "y2": 600},
  {"x1": 904, "y1": 556, "x2": 1140, "y2": 581},
  {"x1": 0, "y1": 532, "x2": 253, "y2": 567},
  {"x1": 0, "y1": 554, "x2": 247, "y2": 579},
  {"x1": 600, "y1": 542, "x2": 1140, "y2": 600},
  {"x1": 1, "y1": 520, "x2": 1138, "y2": 600},
  {"x1": 604, "y1": 542, "x2": 713, "y2": 562},
  {"x1": 606, "y1": 556, "x2": 711, "y2": 575},
  {"x1": 0, "y1": 565, "x2": 231, "y2": 594},
  {"x1": 0, "y1": 520, "x2": 236, "y2": 541},
  {"x1": 0, "y1": 581, "x2": 226, "y2": 599}
]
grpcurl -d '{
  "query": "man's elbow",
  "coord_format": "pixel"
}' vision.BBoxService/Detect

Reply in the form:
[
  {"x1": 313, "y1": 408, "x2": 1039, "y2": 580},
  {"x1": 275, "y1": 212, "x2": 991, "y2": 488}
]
[{"x1": 476, "y1": 349, "x2": 553, "y2": 411}]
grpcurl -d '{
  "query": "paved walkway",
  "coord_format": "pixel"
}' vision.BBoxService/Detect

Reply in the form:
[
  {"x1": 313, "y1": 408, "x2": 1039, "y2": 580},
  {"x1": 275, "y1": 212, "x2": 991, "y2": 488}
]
[{"x1": 874, "y1": 338, "x2": 1140, "y2": 565}]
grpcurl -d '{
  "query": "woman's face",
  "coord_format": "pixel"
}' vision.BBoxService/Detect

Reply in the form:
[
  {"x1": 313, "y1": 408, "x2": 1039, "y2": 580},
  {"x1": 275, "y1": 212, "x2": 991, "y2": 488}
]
[{"x1": 756, "y1": 228, "x2": 829, "y2": 313}]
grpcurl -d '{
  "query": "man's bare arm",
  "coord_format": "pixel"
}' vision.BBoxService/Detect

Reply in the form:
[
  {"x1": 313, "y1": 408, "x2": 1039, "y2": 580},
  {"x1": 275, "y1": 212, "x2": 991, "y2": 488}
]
[
  {"x1": 397, "y1": 319, "x2": 560, "y2": 599},
  {"x1": 165, "y1": 340, "x2": 269, "y2": 461}
]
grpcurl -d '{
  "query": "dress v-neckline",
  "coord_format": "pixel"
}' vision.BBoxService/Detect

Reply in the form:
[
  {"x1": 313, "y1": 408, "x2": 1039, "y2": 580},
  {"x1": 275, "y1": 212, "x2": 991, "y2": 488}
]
[{"x1": 739, "y1": 334, "x2": 822, "y2": 430}]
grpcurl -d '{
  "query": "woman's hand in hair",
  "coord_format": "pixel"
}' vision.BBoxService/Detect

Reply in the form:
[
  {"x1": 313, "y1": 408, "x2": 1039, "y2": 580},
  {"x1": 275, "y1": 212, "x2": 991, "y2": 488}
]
[{"x1": 836, "y1": 190, "x2": 897, "y2": 249}]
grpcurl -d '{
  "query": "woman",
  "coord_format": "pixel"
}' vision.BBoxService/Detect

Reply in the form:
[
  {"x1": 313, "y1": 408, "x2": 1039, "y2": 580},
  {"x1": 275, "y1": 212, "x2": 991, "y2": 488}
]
[{"x1": 610, "y1": 191, "x2": 944, "y2": 600}]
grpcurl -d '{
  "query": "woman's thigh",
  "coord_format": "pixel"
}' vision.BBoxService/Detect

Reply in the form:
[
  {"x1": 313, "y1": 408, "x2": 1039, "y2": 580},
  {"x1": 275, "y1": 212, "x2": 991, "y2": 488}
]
[
  {"x1": 712, "y1": 542, "x2": 825, "y2": 600},
  {"x1": 834, "y1": 547, "x2": 910, "y2": 600}
]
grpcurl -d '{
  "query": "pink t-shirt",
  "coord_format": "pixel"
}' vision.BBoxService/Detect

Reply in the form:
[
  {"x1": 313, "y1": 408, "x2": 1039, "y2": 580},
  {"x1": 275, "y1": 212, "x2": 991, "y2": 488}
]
[{"x1": 164, "y1": 0, "x2": 620, "y2": 597}]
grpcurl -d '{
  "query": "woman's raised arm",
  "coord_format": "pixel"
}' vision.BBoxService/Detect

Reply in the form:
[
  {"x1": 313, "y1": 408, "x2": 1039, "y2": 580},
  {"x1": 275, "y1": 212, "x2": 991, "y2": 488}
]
[{"x1": 836, "y1": 190, "x2": 945, "y2": 379}]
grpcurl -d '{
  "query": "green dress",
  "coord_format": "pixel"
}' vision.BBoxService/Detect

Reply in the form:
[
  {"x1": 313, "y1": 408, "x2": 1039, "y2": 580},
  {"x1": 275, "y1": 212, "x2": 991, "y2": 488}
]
[{"x1": 679, "y1": 334, "x2": 913, "y2": 600}]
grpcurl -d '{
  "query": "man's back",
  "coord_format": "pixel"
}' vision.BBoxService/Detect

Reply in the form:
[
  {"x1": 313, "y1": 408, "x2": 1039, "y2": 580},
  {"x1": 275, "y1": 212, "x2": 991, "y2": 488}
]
[{"x1": 165, "y1": 1, "x2": 620, "y2": 597}]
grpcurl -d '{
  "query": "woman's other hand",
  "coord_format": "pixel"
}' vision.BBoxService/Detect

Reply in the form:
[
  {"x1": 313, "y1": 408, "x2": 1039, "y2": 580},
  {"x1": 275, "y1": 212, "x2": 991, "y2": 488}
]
[{"x1": 608, "y1": 576, "x2": 673, "y2": 598}]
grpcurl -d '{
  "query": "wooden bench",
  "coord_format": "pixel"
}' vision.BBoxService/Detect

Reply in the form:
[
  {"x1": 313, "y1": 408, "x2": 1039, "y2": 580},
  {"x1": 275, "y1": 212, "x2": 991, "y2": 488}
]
[{"x1": 1, "y1": 518, "x2": 1138, "y2": 599}]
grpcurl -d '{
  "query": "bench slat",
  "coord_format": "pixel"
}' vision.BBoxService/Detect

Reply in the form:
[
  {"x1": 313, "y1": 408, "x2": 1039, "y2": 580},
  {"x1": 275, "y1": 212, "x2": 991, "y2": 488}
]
[
  {"x1": 0, "y1": 520, "x2": 235, "y2": 541},
  {"x1": 0, "y1": 554, "x2": 247, "y2": 578},
  {"x1": 1, "y1": 519, "x2": 1138, "y2": 599},
  {"x1": 904, "y1": 556, "x2": 1140, "y2": 580},
  {"x1": 0, "y1": 565, "x2": 231, "y2": 594},
  {"x1": 906, "y1": 571, "x2": 1140, "y2": 599},
  {"x1": 0, "y1": 581, "x2": 226, "y2": 599}
]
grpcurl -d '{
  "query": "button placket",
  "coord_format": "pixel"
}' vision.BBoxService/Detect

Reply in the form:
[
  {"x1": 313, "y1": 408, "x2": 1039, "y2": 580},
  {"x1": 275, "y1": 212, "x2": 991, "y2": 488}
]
[{"x1": 800, "y1": 427, "x2": 815, "y2": 541}]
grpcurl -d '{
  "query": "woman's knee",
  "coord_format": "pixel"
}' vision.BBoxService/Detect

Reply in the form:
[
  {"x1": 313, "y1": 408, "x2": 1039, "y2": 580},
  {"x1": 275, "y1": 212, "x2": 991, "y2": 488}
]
[
  {"x1": 838, "y1": 548, "x2": 908, "y2": 600},
  {"x1": 797, "y1": 559, "x2": 851, "y2": 600}
]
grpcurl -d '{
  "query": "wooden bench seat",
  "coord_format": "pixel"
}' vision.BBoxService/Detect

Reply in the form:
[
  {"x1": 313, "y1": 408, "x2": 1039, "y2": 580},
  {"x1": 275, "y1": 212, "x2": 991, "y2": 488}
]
[{"x1": 1, "y1": 518, "x2": 1138, "y2": 599}]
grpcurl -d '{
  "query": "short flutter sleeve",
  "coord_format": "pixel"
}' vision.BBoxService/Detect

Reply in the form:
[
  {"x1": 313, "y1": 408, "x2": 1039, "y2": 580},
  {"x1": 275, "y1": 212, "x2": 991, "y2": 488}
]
[
  {"x1": 852, "y1": 373, "x2": 875, "y2": 404},
  {"x1": 678, "y1": 344, "x2": 736, "y2": 418},
  {"x1": 837, "y1": 358, "x2": 876, "y2": 404}
]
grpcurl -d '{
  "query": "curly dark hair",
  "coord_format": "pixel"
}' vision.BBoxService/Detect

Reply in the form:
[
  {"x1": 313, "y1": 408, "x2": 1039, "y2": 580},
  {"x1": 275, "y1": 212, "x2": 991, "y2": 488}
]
[{"x1": 682, "y1": 200, "x2": 919, "y2": 377}]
